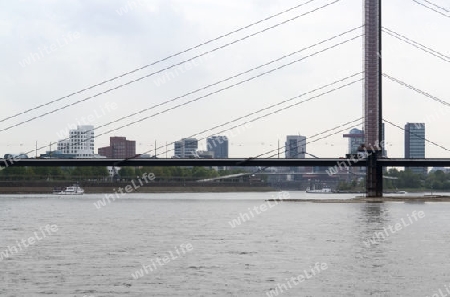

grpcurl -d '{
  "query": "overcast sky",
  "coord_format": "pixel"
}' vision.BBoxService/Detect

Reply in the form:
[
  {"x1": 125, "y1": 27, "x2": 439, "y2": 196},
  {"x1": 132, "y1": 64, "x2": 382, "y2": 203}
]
[{"x1": 0, "y1": 0, "x2": 448, "y2": 159}]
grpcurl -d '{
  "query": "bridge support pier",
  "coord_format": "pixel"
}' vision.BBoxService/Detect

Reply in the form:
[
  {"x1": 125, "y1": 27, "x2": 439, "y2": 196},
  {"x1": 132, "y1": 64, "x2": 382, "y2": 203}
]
[{"x1": 366, "y1": 150, "x2": 383, "y2": 197}]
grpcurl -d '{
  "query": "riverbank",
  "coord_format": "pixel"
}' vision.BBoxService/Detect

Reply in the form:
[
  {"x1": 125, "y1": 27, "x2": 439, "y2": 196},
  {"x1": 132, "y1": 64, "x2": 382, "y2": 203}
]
[
  {"x1": 268, "y1": 195, "x2": 450, "y2": 203},
  {"x1": 0, "y1": 185, "x2": 275, "y2": 195}
]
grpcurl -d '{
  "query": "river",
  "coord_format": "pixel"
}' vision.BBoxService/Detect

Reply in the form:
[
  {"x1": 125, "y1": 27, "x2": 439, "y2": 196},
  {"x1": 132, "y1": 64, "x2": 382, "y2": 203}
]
[{"x1": 0, "y1": 192, "x2": 449, "y2": 296}]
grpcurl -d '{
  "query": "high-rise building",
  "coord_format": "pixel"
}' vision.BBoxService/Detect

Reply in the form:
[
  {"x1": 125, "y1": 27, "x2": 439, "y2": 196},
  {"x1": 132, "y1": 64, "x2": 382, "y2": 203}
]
[
  {"x1": 343, "y1": 128, "x2": 365, "y2": 174},
  {"x1": 98, "y1": 136, "x2": 136, "y2": 158},
  {"x1": 285, "y1": 135, "x2": 307, "y2": 174},
  {"x1": 174, "y1": 141, "x2": 183, "y2": 158},
  {"x1": 343, "y1": 128, "x2": 365, "y2": 154},
  {"x1": 405, "y1": 123, "x2": 426, "y2": 174},
  {"x1": 57, "y1": 125, "x2": 95, "y2": 158},
  {"x1": 173, "y1": 138, "x2": 198, "y2": 158},
  {"x1": 285, "y1": 135, "x2": 306, "y2": 158},
  {"x1": 343, "y1": 124, "x2": 386, "y2": 156},
  {"x1": 184, "y1": 138, "x2": 198, "y2": 157},
  {"x1": 206, "y1": 136, "x2": 228, "y2": 158}
]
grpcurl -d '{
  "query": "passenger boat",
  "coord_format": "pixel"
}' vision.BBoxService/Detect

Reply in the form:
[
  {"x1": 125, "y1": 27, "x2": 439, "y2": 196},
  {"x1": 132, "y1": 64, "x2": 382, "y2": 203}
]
[
  {"x1": 306, "y1": 187, "x2": 333, "y2": 193},
  {"x1": 53, "y1": 184, "x2": 84, "y2": 195}
]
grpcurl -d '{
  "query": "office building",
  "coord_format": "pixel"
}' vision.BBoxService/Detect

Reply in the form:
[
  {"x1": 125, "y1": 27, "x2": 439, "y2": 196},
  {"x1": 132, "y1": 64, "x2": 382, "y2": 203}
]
[
  {"x1": 196, "y1": 150, "x2": 214, "y2": 159},
  {"x1": 206, "y1": 136, "x2": 229, "y2": 158},
  {"x1": 57, "y1": 125, "x2": 95, "y2": 158},
  {"x1": 174, "y1": 141, "x2": 183, "y2": 158},
  {"x1": 173, "y1": 138, "x2": 198, "y2": 158},
  {"x1": 344, "y1": 124, "x2": 386, "y2": 156},
  {"x1": 98, "y1": 136, "x2": 136, "y2": 159},
  {"x1": 285, "y1": 135, "x2": 307, "y2": 174},
  {"x1": 405, "y1": 123, "x2": 426, "y2": 175},
  {"x1": 285, "y1": 135, "x2": 306, "y2": 158},
  {"x1": 343, "y1": 128, "x2": 365, "y2": 154}
]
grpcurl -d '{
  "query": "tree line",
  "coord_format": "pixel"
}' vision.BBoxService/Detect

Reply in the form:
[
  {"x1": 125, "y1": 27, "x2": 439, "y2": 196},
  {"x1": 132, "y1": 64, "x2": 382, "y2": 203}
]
[
  {"x1": 337, "y1": 168, "x2": 450, "y2": 191},
  {"x1": 0, "y1": 166, "x2": 248, "y2": 181}
]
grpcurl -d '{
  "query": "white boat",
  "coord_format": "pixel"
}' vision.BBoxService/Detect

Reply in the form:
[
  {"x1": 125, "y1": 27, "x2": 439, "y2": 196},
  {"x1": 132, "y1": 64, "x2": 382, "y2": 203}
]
[
  {"x1": 306, "y1": 187, "x2": 333, "y2": 193},
  {"x1": 53, "y1": 184, "x2": 84, "y2": 195}
]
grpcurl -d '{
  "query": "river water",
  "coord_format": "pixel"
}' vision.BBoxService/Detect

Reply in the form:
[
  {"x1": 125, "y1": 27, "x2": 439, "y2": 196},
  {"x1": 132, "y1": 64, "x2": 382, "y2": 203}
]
[{"x1": 0, "y1": 192, "x2": 449, "y2": 297}]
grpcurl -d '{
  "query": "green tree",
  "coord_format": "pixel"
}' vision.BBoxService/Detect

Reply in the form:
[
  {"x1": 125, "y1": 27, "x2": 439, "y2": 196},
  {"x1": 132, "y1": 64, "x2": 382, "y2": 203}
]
[
  {"x1": 118, "y1": 167, "x2": 135, "y2": 179},
  {"x1": 1, "y1": 166, "x2": 27, "y2": 179},
  {"x1": 425, "y1": 170, "x2": 450, "y2": 190},
  {"x1": 397, "y1": 169, "x2": 421, "y2": 188}
]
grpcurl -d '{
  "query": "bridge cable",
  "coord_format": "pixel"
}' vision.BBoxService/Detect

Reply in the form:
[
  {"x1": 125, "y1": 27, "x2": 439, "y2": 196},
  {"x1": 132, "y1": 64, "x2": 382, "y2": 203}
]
[
  {"x1": 154, "y1": 73, "x2": 363, "y2": 159},
  {"x1": 84, "y1": 30, "x2": 363, "y2": 138},
  {"x1": 144, "y1": 117, "x2": 363, "y2": 169},
  {"x1": 383, "y1": 119, "x2": 450, "y2": 153},
  {"x1": 382, "y1": 27, "x2": 449, "y2": 62},
  {"x1": 383, "y1": 74, "x2": 450, "y2": 152},
  {"x1": 14, "y1": 31, "x2": 363, "y2": 158},
  {"x1": 0, "y1": 0, "x2": 341, "y2": 126},
  {"x1": 260, "y1": 118, "x2": 363, "y2": 159},
  {"x1": 254, "y1": 118, "x2": 363, "y2": 175},
  {"x1": 231, "y1": 118, "x2": 363, "y2": 174},
  {"x1": 220, "y1": 117, "x2": 363, "y2": 173},
  {"x1": 422, "y1": 0, "x2": 449, "y2": 12},
  {"x1": 412, "y1": 0, "x2": 450, "y2": 18},
  {"x1": 92, "y1": 35, "x2": 362, "y2": 151},
  {"x1": 14, "y1": 72, "x2": 362, "y2": 164},
  {"x1": 234, "y1": 118, "x2": 363, "y2": 167},
  {"x1": 383, "y1": 73, "x2": 450, "y2": 108}
]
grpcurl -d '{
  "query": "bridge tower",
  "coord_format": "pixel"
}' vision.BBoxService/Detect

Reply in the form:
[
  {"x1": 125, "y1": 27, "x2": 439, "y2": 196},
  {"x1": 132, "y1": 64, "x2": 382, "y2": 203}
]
[{"x1": 364, "y1": 0, "x2": 383, "y2": 197}]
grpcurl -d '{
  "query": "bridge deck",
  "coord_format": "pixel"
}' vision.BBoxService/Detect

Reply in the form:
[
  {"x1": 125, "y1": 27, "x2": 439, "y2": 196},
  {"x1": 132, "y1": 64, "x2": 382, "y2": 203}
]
[{"x1": 0, "y1": 158, "x2": 448, "y2": 167}]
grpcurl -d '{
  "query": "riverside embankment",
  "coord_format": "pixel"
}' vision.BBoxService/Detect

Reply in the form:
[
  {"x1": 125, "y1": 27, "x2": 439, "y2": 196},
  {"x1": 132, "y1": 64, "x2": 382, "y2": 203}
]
[
  {"x1": 268, "y1": 195, "x2": 450, "y2": 203},
  {"x1": 0, "y1": 181, "x2": 274, "y2": 194}
]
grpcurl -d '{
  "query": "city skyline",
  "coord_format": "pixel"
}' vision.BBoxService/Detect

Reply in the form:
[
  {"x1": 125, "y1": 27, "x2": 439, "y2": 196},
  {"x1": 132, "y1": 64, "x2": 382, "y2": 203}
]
[{"x1": 10, "y1": 124, "x2": 436, "y2": 162}]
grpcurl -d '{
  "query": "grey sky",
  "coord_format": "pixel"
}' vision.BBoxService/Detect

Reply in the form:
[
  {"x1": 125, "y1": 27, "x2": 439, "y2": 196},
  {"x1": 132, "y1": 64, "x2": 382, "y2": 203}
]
[{"x1": 0, "y1": 0, "x2": 448, "y2": 158}]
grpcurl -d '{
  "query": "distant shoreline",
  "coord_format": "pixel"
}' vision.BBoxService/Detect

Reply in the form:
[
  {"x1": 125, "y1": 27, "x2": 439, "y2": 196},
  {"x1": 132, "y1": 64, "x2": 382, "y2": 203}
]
[{"x1": 0, "y1": 186, "x2": 276, "y2": 194}]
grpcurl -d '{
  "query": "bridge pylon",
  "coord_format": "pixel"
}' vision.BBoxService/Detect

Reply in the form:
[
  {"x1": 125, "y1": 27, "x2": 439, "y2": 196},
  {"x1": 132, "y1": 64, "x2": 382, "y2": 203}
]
[{"x1": 364, "y1": 0, "x2": 383, "y2": 197}]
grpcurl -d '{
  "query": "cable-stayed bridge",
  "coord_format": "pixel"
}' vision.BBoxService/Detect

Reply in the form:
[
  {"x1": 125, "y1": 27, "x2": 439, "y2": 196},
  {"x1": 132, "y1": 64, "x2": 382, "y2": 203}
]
[{"x1": 1, "y1": 0, "x2": 449, "y2": 197}]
